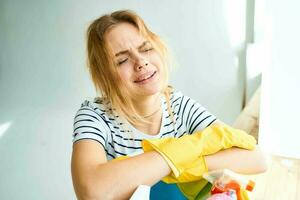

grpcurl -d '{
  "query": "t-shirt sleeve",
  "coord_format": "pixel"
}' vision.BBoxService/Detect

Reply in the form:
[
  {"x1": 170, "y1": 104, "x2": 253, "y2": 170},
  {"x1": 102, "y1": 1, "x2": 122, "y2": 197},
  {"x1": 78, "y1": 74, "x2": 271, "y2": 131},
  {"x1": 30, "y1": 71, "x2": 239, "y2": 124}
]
[
  {"x1": 72, "y1": 101, "x2": 110, "y2": 150},
  {"x1": 175, "y1": 92, "x2": 217, "y2": 134}
]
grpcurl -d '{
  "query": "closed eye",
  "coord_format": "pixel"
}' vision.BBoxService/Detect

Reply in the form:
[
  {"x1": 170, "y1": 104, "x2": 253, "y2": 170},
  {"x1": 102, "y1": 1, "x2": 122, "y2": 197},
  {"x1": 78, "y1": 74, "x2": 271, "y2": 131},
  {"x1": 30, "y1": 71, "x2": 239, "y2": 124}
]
[
  {"x1": 142, "y1": 47, "x2": 153, "y2": 52},
  {"x1": 117, "y1": 58, "x2": 128, "y2": 66}
]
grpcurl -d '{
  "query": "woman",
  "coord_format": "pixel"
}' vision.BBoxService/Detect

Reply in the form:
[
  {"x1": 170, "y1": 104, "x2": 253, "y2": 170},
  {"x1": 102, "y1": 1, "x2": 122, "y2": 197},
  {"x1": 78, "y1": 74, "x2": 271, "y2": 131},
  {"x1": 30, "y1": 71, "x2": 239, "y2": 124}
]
[{"x1": 71, "y1": 10, "x2": 267, "y2": 200}]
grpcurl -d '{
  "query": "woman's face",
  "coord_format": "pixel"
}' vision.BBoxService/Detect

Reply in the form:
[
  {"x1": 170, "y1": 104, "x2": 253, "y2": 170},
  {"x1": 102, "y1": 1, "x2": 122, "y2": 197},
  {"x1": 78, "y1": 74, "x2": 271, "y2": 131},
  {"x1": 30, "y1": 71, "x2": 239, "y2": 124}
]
[{"x1": 105, "y1": 22, "x2": 164, "y2": 100}]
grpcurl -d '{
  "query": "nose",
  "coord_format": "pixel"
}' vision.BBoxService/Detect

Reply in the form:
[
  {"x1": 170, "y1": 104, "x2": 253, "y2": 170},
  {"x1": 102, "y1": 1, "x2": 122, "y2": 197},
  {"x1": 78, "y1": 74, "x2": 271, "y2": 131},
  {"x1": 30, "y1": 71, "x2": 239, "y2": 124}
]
[
  {"x1": 134, "y1": 56, "x2": 148, "y2": 72},
  {"x1": 135, "y1": 59, "x2": 149, "y2": 71}
]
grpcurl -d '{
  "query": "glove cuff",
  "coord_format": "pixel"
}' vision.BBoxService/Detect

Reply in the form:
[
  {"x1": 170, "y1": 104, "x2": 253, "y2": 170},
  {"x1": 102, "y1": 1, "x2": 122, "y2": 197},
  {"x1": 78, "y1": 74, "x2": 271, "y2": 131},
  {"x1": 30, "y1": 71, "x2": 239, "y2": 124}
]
[{"x1": 142, "y1": 134, "x2": 209, "y2": 181}]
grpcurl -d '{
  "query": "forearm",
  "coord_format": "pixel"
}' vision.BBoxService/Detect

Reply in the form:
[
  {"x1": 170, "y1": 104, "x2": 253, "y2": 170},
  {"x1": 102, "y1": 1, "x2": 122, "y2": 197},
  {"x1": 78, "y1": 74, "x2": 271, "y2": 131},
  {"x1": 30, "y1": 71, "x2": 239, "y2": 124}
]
[
  {"x1": 87, "y1": 151, "x2": 171, "y2": 200},
  {"x1": 205, "y1": 146, "x2": 268, "y2": 174}
]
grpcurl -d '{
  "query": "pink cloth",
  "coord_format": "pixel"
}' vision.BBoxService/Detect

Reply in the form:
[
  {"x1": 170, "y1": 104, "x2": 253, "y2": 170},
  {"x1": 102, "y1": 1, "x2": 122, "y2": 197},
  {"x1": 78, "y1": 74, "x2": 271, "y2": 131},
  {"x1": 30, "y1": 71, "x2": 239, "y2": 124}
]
[
  {"x1": 207, "y1": 193, "x2": 232, "y2": 200},
  {"x1": 207, "y1": 190, "x2": 237, "y2": 200}
]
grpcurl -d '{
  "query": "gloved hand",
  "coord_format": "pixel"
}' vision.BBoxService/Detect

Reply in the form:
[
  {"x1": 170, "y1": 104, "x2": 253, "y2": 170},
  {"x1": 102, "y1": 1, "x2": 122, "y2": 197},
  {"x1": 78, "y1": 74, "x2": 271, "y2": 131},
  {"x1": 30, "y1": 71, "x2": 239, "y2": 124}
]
[
  {"x1": 142, "y1": 124, "x2": 256, "y2": 183},
  {"x1": 196, "y1": 124, "x2": 257, "y2": 155},
  {"x1": 142, "y1": 133, "x2": 208, "y2": 182}
]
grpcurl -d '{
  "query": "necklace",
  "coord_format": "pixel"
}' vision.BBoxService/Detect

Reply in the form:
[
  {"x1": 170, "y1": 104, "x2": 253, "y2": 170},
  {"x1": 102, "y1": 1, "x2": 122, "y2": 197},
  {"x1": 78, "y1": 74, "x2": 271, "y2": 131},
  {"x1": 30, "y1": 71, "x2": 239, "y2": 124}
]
[{"x1": 142, "y1": 107, "x2": 161, "y2": 118}]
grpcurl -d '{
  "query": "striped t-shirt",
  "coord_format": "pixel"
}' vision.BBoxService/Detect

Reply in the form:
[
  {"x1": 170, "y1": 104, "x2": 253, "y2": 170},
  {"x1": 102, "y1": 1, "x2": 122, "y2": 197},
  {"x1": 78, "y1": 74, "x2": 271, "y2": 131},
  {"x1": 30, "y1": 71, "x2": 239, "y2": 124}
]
[{"x1": 72, "y1": 90, "x2": 217, "y2": 160}]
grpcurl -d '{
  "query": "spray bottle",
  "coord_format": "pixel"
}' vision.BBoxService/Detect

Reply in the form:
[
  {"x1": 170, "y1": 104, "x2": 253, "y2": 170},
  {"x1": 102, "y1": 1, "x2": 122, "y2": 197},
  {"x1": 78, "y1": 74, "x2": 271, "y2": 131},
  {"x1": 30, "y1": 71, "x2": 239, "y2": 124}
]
[{"x1": 203, "y1": 169, "x2": 255, "y2": 200}]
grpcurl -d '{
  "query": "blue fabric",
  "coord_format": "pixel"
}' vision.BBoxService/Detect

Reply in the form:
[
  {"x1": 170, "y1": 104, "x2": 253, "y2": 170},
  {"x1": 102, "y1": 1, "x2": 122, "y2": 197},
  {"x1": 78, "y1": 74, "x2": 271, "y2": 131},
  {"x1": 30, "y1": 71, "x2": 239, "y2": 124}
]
[{"x1": 150, "y1": 181, "x2": 187, "y2": 200}]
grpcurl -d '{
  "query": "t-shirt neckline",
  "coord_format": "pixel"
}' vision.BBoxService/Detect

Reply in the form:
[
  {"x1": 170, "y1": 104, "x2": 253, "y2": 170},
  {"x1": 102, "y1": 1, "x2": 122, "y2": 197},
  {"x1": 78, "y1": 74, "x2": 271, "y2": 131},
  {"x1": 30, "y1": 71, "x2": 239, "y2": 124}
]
[{"x1": 122, "y1": 95, "x2": 166, "y2": 139}]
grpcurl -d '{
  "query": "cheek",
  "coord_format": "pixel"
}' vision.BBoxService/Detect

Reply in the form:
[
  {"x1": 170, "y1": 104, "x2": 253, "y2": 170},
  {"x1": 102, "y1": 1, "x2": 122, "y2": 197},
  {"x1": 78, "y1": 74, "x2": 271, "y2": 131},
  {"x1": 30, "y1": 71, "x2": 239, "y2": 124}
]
[
  {"x1": 150, "y1": 53, "x2": 164, "y2": 69},
  {"x1": 117, "y1": 67, "x2": 132, "y2": 83},
  {"x1": 152, "y1": 54, "x2": 167, "y2": 84}
]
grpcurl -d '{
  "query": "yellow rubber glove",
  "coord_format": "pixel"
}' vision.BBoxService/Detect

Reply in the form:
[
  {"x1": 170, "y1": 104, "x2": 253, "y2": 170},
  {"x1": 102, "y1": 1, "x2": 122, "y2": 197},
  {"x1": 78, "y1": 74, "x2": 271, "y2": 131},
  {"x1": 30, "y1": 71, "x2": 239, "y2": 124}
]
[
  {"x1": 142, "y1": 133, "x2": 208, "y2": 183},
  {"x1": 196, "y1": 124, "x2": 256, "y2": 156},
  {"x1": 142, "y1": 124, "x2": 256, "y2": 183}
]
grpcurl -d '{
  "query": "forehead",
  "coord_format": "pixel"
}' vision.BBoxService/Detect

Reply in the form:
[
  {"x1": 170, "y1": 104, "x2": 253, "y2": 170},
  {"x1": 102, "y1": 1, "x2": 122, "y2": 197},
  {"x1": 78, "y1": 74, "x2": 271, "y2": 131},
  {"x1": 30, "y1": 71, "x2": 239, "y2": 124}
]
[{"x1": 105, "y1": 23, "x2": 146, "y2": 54}]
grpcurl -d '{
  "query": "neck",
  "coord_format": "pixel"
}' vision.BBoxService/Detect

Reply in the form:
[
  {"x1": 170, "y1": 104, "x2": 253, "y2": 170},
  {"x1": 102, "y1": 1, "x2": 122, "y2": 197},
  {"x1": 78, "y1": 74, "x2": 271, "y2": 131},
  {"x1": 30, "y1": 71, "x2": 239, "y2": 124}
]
[{"x1": 132, "y1": 93, "x2": 161, "y2": 118}]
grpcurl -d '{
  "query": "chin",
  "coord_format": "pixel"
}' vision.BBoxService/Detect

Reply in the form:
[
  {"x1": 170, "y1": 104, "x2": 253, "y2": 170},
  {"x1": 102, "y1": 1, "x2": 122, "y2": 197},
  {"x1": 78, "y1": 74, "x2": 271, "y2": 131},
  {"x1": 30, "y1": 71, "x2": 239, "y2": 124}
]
[
  {"x1": 141, "y1": 88, "x2": 161, "y2": 96},
  {"x1": 132, "y1": 86, "x2": 161, "y2": 97}
]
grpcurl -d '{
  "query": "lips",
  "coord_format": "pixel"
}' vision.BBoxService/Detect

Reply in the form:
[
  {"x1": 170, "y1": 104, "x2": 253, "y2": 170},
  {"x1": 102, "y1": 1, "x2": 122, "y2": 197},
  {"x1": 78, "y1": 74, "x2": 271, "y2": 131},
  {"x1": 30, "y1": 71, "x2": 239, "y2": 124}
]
[{"x1": 134, "y1": 71, "x2": 156, "y2": 83}]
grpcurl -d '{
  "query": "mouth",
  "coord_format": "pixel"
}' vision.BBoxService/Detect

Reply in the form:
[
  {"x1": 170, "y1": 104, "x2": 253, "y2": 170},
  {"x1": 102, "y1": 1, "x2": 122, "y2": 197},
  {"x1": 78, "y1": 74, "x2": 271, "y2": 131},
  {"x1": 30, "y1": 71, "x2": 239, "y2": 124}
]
[{"x1": 134, "y1": 71, "x2": 157, "y2": 84}]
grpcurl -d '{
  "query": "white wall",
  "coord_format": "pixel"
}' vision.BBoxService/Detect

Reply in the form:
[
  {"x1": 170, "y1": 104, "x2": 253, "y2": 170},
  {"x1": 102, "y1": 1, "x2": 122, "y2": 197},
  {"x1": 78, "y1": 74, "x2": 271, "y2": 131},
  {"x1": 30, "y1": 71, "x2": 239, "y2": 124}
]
[
  {"x1": 258, "y1": 0, "x2": 300, "y2": 158},
  {"x1": 0, "y1": 1, "x2": 244, "y2": 199}
]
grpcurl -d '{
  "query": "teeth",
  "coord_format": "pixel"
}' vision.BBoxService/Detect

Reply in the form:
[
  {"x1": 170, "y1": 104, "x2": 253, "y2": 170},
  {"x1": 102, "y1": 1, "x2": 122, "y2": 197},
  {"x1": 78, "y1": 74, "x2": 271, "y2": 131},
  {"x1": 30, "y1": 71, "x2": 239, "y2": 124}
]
[
  {"x1": 143, "y1": 74, "x2": 152, "y2": 80},
  {"x1": 139, "y1": 73, "x2": 153, "y2": 81},
  {"x1": 135, "y1": 72, "x2": 155, "y2": 82}
]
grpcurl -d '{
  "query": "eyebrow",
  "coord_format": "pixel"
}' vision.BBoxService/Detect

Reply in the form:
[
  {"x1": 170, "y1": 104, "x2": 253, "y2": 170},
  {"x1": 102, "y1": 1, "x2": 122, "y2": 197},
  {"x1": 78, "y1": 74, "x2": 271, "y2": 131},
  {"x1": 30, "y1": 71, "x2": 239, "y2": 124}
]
[{"x1": 115, "y1": 41, "x2": 150, "y2": 57}]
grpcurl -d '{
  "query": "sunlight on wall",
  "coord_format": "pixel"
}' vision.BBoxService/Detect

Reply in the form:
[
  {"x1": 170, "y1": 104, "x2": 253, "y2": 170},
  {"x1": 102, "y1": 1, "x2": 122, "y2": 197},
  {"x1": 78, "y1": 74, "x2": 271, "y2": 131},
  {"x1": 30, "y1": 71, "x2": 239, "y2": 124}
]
[
  {"x1": 223, "y1": 0, "x2": 246, "y2": 50},
  {"x1": 255, "y1": 0, "x2": 273, "y2": 154},
  {"x1": 246, "y1": 43, "x2": 269, "y2": 79},
  {"x1": 246, "y1": 0, "x2": 272, "y2": 80},
  {"x1": 0, "y1": 122, "x2": 12, "y2": 139},
  {"x1": 258, "y1": 0, "x2": 300, "y2": 159}
]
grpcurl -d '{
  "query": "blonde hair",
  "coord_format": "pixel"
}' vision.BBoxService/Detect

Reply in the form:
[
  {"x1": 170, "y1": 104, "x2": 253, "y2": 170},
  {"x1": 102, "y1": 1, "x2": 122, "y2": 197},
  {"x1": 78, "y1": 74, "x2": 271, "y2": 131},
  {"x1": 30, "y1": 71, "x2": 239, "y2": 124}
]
[{"x1": 86, "y1": 10, "x2": 174, "y2": 126}]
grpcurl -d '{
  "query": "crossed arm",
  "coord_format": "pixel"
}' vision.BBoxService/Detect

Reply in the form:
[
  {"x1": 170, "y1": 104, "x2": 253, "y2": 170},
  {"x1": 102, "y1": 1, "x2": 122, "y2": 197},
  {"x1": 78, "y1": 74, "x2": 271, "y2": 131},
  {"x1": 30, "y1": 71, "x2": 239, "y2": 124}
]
[
  {"x1": 71, "y1": 143, "x2": 267, "y2": 200},
  {"x1": 71, "y1": 121, "x2": 268, "y2": 200}
]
